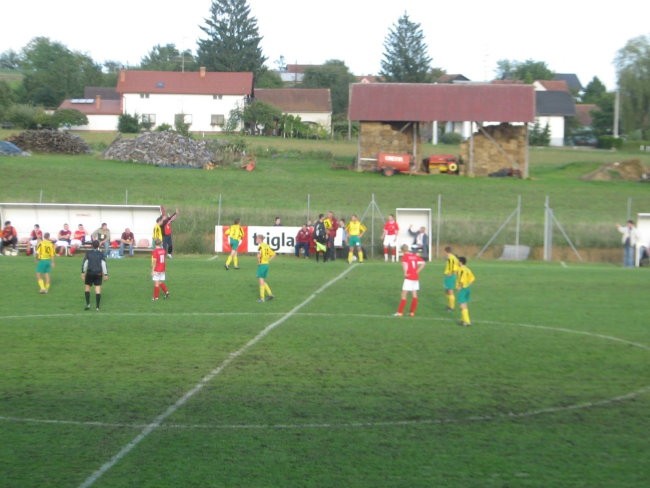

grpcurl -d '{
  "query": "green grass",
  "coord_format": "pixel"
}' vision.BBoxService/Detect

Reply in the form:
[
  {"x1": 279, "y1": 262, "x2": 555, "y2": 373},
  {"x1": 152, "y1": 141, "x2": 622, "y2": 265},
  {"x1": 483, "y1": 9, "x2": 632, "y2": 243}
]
[
  {"x1": 2, "y1": 134, "x2": 650, "y2": 254},
  {"x1": 1, "y1": 254, "x2": 649, "y2": 487}
]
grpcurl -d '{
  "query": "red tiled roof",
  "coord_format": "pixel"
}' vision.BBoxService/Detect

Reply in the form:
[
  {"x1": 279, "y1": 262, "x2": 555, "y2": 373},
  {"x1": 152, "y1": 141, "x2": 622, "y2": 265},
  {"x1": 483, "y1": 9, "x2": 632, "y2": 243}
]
[
  {"x1": 254, "y1": 88, "x2": 331, "y2": 112},
  {"x1": 537, "y1": 80, "x2": 569, "y2": 92},
  {"x1": 575, "y1": 104, "x2": 597, "y2": 126},
  {"x1": 58, "y1": 98, "x2": 122, "y2": 115},
  {"x1": 116, "y1": 70, "x2": 253, "y2": 95},
  {"x1": 349, "y1": 83, "x2": 536, "y2": 122}
]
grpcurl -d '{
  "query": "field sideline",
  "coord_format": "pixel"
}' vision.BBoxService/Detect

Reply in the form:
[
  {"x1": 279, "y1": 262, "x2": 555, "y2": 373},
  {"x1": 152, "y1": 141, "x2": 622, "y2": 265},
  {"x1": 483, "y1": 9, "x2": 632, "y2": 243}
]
[{"x1": 1, "y1": 253, "x2": 649, "y2": 487}]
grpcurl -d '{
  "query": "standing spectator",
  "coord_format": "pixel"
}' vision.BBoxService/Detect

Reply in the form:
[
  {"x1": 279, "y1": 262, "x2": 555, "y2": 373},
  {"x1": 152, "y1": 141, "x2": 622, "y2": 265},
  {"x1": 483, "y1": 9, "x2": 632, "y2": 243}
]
[
  {"x1": 81, "y1": 240, "x2": 109, "y2": 311},
  {"x1": 70, "y1": 224, "x2": 89, "y2": 255},
  {"x1": 382, "y1": 214, "x2": 400, "y2": 262},
  {"x1": 306, "y1": 219, "x2": 316, "y2": 257},
  {"x1": 119, "y1": 227, "x2": 135, "y2": 257},
  {"x1": 616, "y1": 220, "x2": 640, "y2": 267},
  {"x1": 255, "y1": 234, "x2": 276, "y2": 302},
  {"x1": 35, "y1": 232, "x2": 56, "y2": 294},
  {"x1": 27, "y1": 224, "x2": 43, "y2": 256},
  {"x1": 1, "y1": 220, "x2": 18, "y2": 255},
  {"x1": 151, "y1": 238, "x2": 170, "y2": 301},
  {"x1": 408, "y1": 225, "x2": 429, "y2": 260},
  {"x1": 55, "y1": 223, "x2": 72, "y2": 256},
  {"x1": 313, "y1": 214, "x2": 328, "y2": 262},
  {"x1": 224, "y1": 218, "x2": 244, "y2": 270},
  {"x1": 295, "y1": 223, "x2": 311, "y2": 258},
  {"x1": 161, "y1": 206, "x2": 179, "y2": 258},
  {"x1": 92, "y1": 223, "x2": 111, "y2": 253},
  {"x1": 456, "y1": 256, "x2": 476, "y2": 327},
  {"x1": 443, "y1": 246, "x2": 460, "y2": 312},
  {"x1": 394, "y1": 244, "x2": 426, "y2": 317},
  {"x1": 345, "y1": 214, "x2": 367, "y2": 263},
  {"x1": 323, "y1": 210, "x2": 338, "y2": 262}
]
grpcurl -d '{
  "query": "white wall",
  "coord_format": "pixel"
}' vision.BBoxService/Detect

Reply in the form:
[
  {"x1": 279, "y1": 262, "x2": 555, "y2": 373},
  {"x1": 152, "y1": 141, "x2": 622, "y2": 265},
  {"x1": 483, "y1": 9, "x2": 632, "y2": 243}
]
[
  {"x1": 122, "y1": 93, "x2": 246, "y2": 132},
  {"x1": 0, "y1": 203, "x2": 162, "y2": 247},
  {"x1": 536, "y1": 116, "x2": 565, "y2": 147},
  {"x1": 69, "y1": 114, "x2": 120, "y2": 132}
]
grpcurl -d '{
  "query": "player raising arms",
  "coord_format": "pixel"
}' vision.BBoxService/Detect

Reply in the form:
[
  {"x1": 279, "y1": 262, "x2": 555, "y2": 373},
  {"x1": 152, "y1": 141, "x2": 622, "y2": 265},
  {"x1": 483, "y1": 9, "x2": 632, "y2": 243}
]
[{"x1": 394, "y1": 244, "x2": 426, "y2": 317}]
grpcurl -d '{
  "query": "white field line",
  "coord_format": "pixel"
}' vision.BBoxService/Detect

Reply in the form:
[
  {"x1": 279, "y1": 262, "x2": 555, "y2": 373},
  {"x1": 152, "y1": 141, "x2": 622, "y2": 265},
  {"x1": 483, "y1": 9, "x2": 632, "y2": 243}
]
[{"x1": 76, "y1": 264, "x2": 358, "y2": 488}]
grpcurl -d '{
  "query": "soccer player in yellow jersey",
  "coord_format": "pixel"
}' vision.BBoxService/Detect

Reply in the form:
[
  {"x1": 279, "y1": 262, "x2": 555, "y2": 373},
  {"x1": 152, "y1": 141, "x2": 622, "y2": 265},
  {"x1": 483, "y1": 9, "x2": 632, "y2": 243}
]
[
  {"x1": 456, "y1": 256, "x2": 476, "y2": 327},
  {"x1": 225, "y1": 218, "x2": 245, "y2": 270},
  {"x1": 443, "y1": 246, "x2": 460, "y2": 311},
  {"x1": 35, "y1": 232, "x2": 56, "y2": 294},
  {"x1": 255, "y1": 234, "x2": 276, "y2": 302},
  {"x1": 345, "y1": 214, "x2": 367, "y2": 263}
]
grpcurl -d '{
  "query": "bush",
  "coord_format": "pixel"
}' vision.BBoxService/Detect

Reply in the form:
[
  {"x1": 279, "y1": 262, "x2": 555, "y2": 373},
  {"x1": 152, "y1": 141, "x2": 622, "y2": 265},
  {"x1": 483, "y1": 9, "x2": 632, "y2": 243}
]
[
  {"x1": 439, "y1": 131, "x2": 463, "y2": 145},
  {"x1": 597, "y1": 135, "x2": 624, "y2": 150},
  {"x1": 118, "y1": 113, "x2": 140, "y2": 133}
]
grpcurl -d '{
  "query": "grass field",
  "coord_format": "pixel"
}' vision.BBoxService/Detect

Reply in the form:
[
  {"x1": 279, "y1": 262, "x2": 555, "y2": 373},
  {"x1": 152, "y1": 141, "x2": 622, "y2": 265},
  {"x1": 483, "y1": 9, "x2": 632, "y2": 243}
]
[{"x1": 1, "y1": 253, "x2": 648, "y2": 487}]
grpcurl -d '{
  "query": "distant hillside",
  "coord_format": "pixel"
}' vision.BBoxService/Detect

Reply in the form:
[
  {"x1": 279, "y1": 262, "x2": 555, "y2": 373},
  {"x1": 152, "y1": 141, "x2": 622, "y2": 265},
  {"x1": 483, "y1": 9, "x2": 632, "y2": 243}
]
[{"x1": 0, "y1": 70, "x2": 23, "y2": 85}]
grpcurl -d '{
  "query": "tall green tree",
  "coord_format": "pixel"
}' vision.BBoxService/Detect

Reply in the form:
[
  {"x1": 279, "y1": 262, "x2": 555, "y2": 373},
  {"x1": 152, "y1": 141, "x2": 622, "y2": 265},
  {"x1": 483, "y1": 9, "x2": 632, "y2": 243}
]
[
  {"x1": 141, "y1": 44, "x2": 197, "y2": 72},
  {"x1": 19, "y1": 37, "x2": 103, "y2": 107},
  {"x1": 615, "y1": 34, "x2": 650, "y2": 139},
  {"x1": 302, "y1": 60, "x2": 355, "y2": 116},
  {"x1": 196, "y1": 0, "x2": 266, "y2": 77},
  {"x1": 495, "y1": 59, "x2": 554, "y2": 83},
  {"x1": 380, "y1": 12, "x2": 432, "y2": 83},
  {"x1": 581, "y1": 77, "x2": 614, "y2": 137}
]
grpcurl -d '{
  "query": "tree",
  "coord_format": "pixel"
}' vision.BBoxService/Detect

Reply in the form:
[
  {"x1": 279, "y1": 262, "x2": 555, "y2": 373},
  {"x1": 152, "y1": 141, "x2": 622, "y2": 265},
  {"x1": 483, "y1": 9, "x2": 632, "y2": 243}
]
[
  {"x1": 254, "y1": 67, "x2": 283, "y2": 88},
  {"x1": 19, "y1": 37, "x2": 103, "y2": 107},
  {"x1": 615, "y1": 34, "x2": 650, "y2": 139},
  {"x1": 380, "y1": 12, "x2": 432, "y2": 83},
  {"x1": 197, "y1": 0, "x2": 266, "y2": 77},
  {"x1": 51, "y1": 108, "x2": 88, "y2": 129},
  {"x1": 495, "y1": 59, "x2": 554, "y2": 83},
  {"x1": 582, "y1": 77, "x2": 607, "y2": 104},
  {"x1": 302, "y1": 60, "x2": 356, "y2": 116},
  {"x1": 141, "y1": 44, "x2": 197, "y2": 72}
]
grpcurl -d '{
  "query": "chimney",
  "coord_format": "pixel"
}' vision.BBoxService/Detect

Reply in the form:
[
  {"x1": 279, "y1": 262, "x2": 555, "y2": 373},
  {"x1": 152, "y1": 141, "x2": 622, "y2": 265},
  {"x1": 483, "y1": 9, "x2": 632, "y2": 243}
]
[
  {"x1": 119, "y1": 69, "x2": 126, "y2": 83},
  {"x1": 95, "y1": 95, "x2": 102, "y2": 109},
  {"x1": 200, "y1": 66, "x2": 206, "y2": 78}
]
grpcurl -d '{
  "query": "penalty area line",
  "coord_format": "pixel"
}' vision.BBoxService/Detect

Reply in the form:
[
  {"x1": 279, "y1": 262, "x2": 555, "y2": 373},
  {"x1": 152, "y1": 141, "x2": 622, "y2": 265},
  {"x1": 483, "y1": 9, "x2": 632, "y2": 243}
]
[{"x1": 77, "y1": 264, "x2": 358, "y2": 488}]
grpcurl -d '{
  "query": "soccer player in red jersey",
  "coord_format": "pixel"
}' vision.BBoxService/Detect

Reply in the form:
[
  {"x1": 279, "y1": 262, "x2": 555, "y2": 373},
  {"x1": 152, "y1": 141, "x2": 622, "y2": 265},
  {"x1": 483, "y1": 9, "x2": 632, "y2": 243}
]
[
  {"x1": 381, "y1": 214, "x2": 399, "y2": 262},
  {"x1": 151, "y1": 238, "x2": 170, "y2": 301},
  {"x1": 395, "y1": 244, "x2": 426, "y2": 317}
]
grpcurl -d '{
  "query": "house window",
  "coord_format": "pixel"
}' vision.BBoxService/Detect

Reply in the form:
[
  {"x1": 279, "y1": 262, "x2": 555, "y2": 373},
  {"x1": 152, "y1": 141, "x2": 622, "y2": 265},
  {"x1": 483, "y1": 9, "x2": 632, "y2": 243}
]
[
  {"x1": 211, "y1": 114, "x2": 225, "y2": 126},
  {"x1": 139, "y1": 93, "x2": 150, "y2": 99},
  {"x1": 174, "y1": 113, "x2": 192, "y2": 126},
  {"x1": 141, "y1": 114, "x2": 156, "y2": 128},
  {"x1": 213, "y1": 94, "x2": 223, "y2": 100}
]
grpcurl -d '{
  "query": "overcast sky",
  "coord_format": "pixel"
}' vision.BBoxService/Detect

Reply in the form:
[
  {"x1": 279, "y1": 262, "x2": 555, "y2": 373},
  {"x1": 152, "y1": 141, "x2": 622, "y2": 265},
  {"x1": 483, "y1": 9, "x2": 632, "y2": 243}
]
[{"x1": 2, "y1": 0, "x2": 648, "y2": 90}]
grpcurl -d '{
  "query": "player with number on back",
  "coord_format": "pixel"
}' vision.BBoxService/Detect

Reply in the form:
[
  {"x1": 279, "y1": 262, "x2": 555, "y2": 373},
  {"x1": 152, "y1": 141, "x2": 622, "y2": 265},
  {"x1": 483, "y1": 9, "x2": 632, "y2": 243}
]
[
  {"x1": 394, "y1": 244, "x2": 426, "y2": 317},
  {"x1": 151, "y1": 238, "x2": 170, "y2": 301}
]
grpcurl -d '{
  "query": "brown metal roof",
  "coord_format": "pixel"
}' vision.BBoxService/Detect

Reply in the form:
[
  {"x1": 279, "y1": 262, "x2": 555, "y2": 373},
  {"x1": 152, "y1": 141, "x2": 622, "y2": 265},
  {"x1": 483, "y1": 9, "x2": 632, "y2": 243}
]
[
  {"x1": 115, "y1": 70, "x2": 253, "y2": 96},
  {"x1": 254, "y1": 88, "x2": 331, "y2": 112},
  {"x1": 349, "y1": 83, "x2": 535, "y2": 123},
  {"x1": 58, "y1": 98, "x2": 122, "y2": 115}
]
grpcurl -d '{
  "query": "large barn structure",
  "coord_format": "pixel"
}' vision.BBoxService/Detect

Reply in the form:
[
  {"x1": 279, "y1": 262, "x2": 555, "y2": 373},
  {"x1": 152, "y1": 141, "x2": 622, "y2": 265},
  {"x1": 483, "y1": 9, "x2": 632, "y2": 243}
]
[{"x1": 348, "y1": 83, "x2": 536, "y2": 177}]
